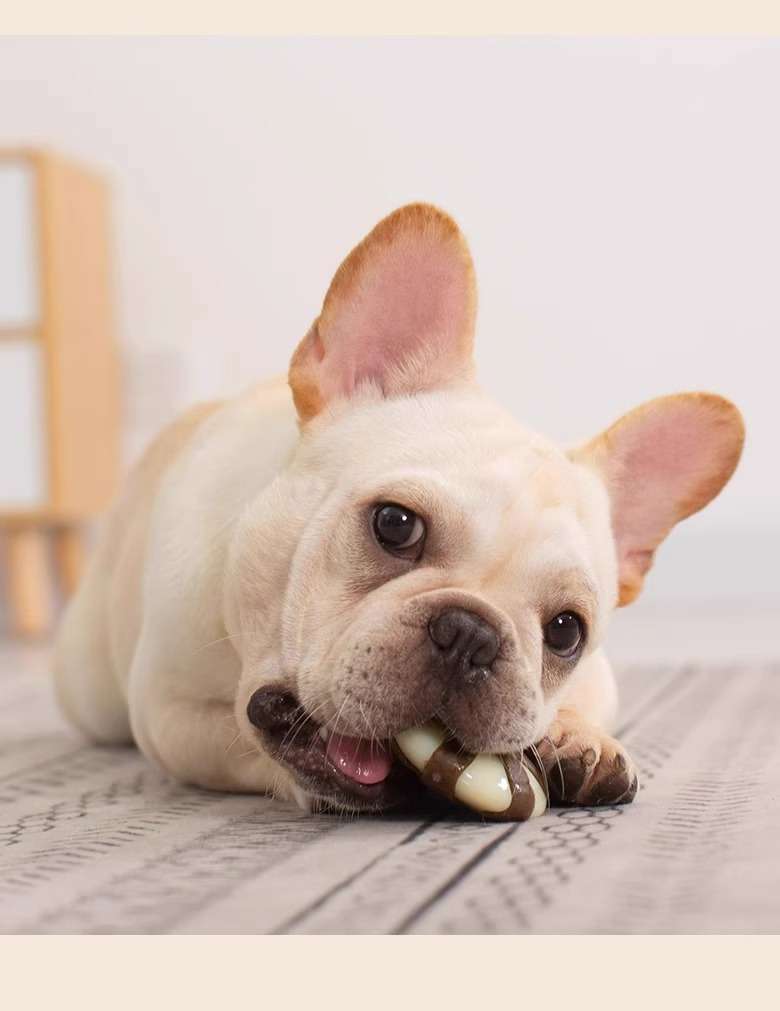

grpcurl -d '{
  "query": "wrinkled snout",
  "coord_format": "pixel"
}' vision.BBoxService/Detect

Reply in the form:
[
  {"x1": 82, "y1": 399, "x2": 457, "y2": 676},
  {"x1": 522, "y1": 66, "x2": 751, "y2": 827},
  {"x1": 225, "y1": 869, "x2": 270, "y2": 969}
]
[{"x1": 293, "y1": 587, "x2": 539, "y2": 758}]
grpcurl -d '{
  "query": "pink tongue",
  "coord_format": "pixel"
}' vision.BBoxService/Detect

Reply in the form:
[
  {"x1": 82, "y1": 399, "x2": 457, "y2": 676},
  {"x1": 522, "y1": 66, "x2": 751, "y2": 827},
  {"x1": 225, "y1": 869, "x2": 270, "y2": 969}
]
[{"x1": 325, "y1": 733, "x2": 393, "y2": 785}]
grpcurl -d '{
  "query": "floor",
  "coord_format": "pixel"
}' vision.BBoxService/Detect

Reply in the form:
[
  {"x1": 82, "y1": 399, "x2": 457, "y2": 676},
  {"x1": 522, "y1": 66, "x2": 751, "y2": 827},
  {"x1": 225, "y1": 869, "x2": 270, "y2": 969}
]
[{"x1": 1, "y1": 604, "x2": 778, "y2": 933}]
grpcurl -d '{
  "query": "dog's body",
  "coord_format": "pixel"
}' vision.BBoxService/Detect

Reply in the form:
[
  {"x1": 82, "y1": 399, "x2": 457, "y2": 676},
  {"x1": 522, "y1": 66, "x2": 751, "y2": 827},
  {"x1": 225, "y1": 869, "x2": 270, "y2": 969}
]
[{"x1": 54, "y1": 205, "x2": 744, "y2": 813}]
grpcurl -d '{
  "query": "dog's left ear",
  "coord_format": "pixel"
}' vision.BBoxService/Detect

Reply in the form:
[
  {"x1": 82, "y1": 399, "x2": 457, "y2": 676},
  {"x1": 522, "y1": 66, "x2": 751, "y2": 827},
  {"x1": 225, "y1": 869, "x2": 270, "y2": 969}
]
[
  {"x1": 289, "y1": 203, "x2": 476, "y2": 422},
  {"x1": 571, "y1": 393, "x2": 745, "y2": 606}
]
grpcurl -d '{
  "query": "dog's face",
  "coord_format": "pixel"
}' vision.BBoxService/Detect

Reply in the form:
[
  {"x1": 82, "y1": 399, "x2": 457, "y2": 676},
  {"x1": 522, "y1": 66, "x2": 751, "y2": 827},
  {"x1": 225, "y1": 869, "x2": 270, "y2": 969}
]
[{"x1": 230, "y1": 204, "x2": 744, "y2": 813}]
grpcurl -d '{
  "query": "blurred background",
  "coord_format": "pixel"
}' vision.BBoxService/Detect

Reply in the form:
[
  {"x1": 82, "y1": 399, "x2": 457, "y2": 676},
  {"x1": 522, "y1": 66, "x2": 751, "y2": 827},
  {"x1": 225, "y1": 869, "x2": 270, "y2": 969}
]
[{"x1": 0, "y1": 36, "x2": 777, "y2": 647}]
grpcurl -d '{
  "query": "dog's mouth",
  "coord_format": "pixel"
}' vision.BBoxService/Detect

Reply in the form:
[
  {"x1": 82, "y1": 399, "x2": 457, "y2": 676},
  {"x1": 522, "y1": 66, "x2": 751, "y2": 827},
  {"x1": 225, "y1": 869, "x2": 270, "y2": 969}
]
[{"x1": 246, "y1": 685, "x2": 423, "y2": 813}]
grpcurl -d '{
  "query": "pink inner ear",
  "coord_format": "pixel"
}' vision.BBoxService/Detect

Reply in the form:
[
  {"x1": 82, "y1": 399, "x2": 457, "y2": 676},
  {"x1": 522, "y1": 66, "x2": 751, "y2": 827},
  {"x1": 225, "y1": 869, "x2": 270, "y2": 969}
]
[
  {"x1": 319, "y1": 231, "x2": 473, "y2": 401},
  {"x1": 599, "y1": 396, "x2": 742, "y2": 602},
  {"x1": 613, "y1": 405, "x2": 712, "y2": 547}
]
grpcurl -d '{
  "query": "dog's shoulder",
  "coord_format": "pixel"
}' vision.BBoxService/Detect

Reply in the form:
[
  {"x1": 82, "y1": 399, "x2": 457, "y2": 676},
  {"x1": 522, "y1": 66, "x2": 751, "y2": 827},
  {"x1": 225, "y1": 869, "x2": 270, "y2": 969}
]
[{"x1": 132, "y1": 400, "x2": 226, "y2": 494}]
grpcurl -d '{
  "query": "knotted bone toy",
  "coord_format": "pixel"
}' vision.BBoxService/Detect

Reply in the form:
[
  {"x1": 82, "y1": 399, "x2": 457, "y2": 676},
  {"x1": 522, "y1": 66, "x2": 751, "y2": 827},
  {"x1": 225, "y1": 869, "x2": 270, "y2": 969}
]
[{"x1": 393, "y1": 721, "x2": 548, "y2": 821}]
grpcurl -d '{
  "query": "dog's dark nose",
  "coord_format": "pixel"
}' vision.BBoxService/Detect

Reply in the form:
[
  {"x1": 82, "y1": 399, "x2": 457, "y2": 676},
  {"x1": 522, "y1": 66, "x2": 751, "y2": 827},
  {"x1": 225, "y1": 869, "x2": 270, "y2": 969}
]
[{"x1": 429, "y1": 608, "x2": 500, "y2": 681}]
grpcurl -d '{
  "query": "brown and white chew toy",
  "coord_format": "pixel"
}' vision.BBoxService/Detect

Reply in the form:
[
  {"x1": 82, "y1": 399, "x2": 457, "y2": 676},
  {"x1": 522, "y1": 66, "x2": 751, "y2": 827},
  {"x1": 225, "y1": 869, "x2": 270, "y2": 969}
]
[{"x1": 393, "y1": 721, "x2": 548, "y2": 821}]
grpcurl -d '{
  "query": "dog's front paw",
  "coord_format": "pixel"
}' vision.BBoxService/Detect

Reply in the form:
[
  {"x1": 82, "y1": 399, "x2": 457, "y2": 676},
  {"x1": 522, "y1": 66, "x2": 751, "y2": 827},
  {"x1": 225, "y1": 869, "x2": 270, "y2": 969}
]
[{"x1": 535, "y1": 710, "x2": 639, "y2": 807}]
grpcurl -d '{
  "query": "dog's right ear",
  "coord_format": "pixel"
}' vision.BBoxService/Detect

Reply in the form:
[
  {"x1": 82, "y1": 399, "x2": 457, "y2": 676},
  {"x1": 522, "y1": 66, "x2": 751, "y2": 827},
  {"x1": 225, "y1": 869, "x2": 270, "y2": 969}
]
[{"x1": 289, "y1": 203, "x2": 477, "y2": 422}]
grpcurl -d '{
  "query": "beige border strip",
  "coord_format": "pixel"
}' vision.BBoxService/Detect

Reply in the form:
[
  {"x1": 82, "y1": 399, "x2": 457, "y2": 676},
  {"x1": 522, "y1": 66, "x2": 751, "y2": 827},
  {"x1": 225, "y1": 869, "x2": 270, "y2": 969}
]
[
  {"x1": 1, "y1": 935, "x2": 779, "y2": 1010},
  {"x1": 1, "y1": 0, "x2": 780, "y2": 34}
]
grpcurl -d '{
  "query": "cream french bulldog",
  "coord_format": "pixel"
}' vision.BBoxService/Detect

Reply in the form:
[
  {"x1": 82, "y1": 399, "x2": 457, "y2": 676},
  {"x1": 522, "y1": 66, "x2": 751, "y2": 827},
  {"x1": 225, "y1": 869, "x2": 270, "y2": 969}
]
[{"x1": 54, "y1": 204, "x2": 744, "y2": 815}]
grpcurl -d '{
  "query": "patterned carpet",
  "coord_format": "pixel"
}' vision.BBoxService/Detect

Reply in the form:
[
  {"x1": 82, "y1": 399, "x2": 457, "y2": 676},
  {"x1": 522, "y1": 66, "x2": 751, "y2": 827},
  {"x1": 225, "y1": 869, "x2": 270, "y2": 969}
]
[{"x1": 1, "y1": 646, "x2": 778, "y2": 933}]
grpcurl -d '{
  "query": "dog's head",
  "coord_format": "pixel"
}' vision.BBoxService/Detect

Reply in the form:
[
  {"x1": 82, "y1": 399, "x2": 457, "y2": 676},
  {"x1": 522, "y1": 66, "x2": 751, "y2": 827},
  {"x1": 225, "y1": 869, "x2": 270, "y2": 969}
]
[{"x1": 230, "y1": 204, "x2": 744, "y2": 812}]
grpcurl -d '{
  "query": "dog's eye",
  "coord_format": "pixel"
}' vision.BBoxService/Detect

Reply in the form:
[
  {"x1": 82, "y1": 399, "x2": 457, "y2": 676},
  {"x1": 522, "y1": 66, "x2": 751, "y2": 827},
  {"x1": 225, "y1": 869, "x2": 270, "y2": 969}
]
[
  {"x1": 543, "y1": 611, "x2": 583, "y2": 657},
  {"x1": 372, "y1": 503, "x2": 426, "y2": 557}
]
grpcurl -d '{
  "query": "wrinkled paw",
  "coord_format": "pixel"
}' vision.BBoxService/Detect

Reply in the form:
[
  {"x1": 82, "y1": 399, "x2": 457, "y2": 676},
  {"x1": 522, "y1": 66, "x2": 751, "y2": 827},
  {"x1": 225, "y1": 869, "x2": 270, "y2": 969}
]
[{"x1": 535, "y1": 719, "x2": 639, "y2": 807}]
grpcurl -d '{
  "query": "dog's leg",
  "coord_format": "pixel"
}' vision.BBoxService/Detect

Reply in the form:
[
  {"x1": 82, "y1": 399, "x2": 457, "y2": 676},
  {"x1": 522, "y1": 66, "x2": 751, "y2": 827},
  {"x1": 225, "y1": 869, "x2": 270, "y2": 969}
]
[
  {"x1": 135, "y1": 694, "x2": 303, "y2": 800},
  {"x1": 54, "y1": 551, "x2": 133, "y2": 745},
  {"x1": 535, "y1": 649, "x2": 639, "y2": 806},
  {"x1": 133, "y1": 690, "x2": 309, "y2": 808},
  {"x1": 535, "y1": 707, "x2": 639, "y2": 806},
  {"x1": 126, "y1": 636, "x2": 307, "y2": 807}
]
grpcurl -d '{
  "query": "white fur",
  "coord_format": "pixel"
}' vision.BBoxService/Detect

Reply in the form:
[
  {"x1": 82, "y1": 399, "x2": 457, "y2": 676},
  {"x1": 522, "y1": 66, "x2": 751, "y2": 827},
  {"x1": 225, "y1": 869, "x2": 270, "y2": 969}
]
[{"x1": 54, "y1": 377, "x2": 621, "y2": 804}]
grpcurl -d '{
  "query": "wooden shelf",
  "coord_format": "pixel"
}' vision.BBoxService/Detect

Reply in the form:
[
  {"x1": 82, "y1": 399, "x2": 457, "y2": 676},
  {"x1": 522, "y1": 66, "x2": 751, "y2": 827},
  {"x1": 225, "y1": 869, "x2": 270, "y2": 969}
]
[{"x1": 0, "y1": 148, "x2": 119, "y2": 635}]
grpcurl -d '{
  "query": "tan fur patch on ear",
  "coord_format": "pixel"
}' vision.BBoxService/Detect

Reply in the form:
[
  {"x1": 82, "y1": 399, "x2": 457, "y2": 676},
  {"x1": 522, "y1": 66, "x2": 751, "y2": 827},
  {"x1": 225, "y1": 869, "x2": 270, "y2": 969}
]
[
  {"x1": 616, "y1": 552, "x2": 654, "y2": 606},
  {"x1": 289, "y1": 203, "x2": 477, "y2": 423},
  {"x1": 289, "y1": 324, "x2": 326, "y2": 422}
]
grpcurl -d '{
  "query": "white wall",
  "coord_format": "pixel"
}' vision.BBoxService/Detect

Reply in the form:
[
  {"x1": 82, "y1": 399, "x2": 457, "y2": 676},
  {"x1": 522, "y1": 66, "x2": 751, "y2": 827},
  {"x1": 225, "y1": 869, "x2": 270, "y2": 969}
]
[{"x1": 1, "y1": 37, "x2": 777, "y2": 603}]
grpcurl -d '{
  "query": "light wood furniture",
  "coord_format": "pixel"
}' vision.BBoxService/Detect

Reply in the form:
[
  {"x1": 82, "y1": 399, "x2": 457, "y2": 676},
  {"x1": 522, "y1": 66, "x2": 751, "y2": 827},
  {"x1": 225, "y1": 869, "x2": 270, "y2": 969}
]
[{"x1": 0, "y1": 148, "x2": 120, "y2": 637}]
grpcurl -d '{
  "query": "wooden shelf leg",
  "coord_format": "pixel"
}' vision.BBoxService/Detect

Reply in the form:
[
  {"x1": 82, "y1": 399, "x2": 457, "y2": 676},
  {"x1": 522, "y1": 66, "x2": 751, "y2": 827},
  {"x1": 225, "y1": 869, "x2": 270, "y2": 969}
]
[
  {"x1": 53, "y1": 525, "x2": 85, "y2": 597},
  {"x1": 5, "y1": 527, "x2": 51, "y2": 638}
]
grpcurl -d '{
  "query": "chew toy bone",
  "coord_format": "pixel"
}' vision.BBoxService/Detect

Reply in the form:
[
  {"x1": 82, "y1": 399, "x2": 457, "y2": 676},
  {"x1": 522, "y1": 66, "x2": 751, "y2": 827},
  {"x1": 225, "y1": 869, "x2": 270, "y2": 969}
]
[{"x1": 393, "y1": 721, "x2": 548, "y2": 821}]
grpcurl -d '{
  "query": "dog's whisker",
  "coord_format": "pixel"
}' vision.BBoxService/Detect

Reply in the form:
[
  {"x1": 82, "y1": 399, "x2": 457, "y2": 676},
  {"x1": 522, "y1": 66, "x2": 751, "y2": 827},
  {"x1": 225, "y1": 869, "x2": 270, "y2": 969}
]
[
  {"x1": 528, "y1": 741, "x2": 550, "y2": 801},
  {"x1": 224, "y1": 731, "x2": 242, "y2": 755},
  {"x1": 356, "y1": 698, "x2": 377, "y2": 757},
  {"x1": 278, "y1": 699, "x2": 331, "y2": 763},
  {"x1": 193, "y1": 632, "x2": 242, "y2": 656},
  {"x1": 277, "y1": 705, "x2": 312, "y2": 753},
  {"x1": 330, "y1": 696, "x2": 349, "y2": 745},
  {"x1": 543, "y1": 733, "x2": 564, "y2": 799},
  {"x1": 276, "y1": 698, "x2": 324, "y2": 754}
]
